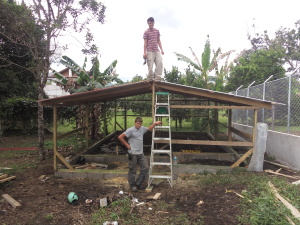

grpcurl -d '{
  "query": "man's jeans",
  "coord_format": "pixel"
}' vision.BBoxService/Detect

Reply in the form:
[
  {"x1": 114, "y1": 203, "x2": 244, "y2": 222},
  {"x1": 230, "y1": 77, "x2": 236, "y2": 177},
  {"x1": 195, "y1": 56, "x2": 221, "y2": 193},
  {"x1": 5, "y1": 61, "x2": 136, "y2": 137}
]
[{"x1": 128, "y1": 153, "x2": 148, "y2": 188}]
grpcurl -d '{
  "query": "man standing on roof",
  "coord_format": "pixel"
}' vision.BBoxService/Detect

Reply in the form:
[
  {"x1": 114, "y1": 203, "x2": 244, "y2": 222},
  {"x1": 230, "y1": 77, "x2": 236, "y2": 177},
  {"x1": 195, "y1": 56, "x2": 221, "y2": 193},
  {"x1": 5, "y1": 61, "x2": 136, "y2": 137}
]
[
  {"x1": 143, "y1": 17, "x2": 164, "y2": 81},
  {"x1": 118, "y1": 117, "x2": 162, "y2": 192}
]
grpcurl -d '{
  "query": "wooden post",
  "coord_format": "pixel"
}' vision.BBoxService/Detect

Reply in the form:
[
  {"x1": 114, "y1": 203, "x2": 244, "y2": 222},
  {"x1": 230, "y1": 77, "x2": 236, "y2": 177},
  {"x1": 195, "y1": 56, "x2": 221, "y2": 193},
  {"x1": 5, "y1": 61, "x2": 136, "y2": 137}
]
[
  {"x1": 85, "y1": 105, "x2": 89, "y2": 150},
  {"x1": 53, "y1": 104, "x2": 58, "y2": 171},
  {"x1": 228, "y1": 108, "x2": 232, "y2": 141},
  {"x1": 124, "y1": 101, "x2": 127, "y2": 130},
  {"x1": 103, "y1": 101, "x2": 107, "y2": 136},
  {"x1": 114, "y1": 100, "x2": 117, "y2": 131},
  {"x1": 152, "y1": 82, "x2": 155, "y2": 123},
  {"x1": 214, "y1": 102, "x2": 219, "y2": 139},
  {"x1": 207, "y1": 101, "x2": 210, "y2": 133}
]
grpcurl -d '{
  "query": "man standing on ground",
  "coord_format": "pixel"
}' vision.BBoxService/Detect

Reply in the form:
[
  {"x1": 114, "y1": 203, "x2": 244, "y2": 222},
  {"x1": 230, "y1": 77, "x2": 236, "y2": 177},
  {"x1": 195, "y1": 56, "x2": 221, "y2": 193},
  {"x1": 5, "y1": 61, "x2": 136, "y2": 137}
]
[
  {"x1": 118, "y1": 117, "x2": 162, "y2": 192},
  {"x1": 143, "y1": 17, "x2": 164, "y2": 81}
]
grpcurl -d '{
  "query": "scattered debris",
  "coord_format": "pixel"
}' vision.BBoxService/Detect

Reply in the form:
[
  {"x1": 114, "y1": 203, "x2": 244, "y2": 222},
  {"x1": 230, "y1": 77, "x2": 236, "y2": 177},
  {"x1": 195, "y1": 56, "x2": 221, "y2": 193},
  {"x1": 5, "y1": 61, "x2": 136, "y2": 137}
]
[
  {"x1": 264, "y1": 160, "x2": 295, "y2": 172},
  {"x1": 85, "y1": 199, "x2": 93, "y2": 204},
  {"x1": 0, "y1": 167, "x2": 13, "y2": 170},
  {"x1": 75, "y1": 163, "x2": 108, "y2": 170},
  {"x1": 292, "y1": 180, "x2": 300, "y2": 185},
  {"x1": 100, "y1": 197, "x2": 108, "y2": 207},
  {"x1": 225, "y1": 189, "x2": 252, "y2": 202},
  {"x1": 196, "y1": 200, "x2": 204, "y2": 206},
  {"x1": 265, "y1": 169, "x2": 300, "y2": 180},
  {"x1": 145, "y1": 185, "x2": 153, "y2": 193},
  {"x1": 2, "y1": 194, "x2": 22, "y2": 208},
  {"x1": 268, "y1": 181, "x2": 300, "y2": 221},
  {"x1": 157, "y1": 211, "x2": 169, "y2": 214},
  {"x1": 0, "y1": 175, "x2": 16, "y2": 183},
  {"x1": 147, "y1": 193, "x2": 161, "y2": 200},
  {"x1": 103, "y1": 221, "x2": 118, "y2": 225}
]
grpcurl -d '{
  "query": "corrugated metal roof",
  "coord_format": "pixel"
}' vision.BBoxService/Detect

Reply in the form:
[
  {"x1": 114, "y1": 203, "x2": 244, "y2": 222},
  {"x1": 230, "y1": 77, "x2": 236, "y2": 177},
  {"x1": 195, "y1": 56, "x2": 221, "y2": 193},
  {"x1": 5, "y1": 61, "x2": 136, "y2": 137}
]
[{"x1": 39, "y1": 80, "x2": 275, "y2": 109}]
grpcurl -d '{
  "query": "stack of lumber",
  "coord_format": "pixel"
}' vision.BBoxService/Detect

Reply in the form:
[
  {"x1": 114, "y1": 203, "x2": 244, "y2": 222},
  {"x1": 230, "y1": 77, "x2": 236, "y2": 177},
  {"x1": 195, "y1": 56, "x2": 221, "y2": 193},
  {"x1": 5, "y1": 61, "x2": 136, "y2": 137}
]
[{"x1": 0, "y1": 173, "x2": 16, "y2": 183}]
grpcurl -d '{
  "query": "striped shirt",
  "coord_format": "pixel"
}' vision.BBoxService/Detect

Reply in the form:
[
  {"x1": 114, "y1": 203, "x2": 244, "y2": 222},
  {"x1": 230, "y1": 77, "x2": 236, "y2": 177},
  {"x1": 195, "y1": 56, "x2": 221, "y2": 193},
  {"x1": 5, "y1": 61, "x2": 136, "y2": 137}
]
[{"x1": 143, "y1": 28, "x2": 160, "y2": 52}]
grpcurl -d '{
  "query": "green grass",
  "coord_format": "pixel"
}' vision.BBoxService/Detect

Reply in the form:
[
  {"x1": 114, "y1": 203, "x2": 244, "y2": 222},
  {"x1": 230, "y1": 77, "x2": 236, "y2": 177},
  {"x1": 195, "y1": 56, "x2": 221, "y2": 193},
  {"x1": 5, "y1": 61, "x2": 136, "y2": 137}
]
[{"x1": 192, "y1": 170, "x2": 300, "y2": 225}]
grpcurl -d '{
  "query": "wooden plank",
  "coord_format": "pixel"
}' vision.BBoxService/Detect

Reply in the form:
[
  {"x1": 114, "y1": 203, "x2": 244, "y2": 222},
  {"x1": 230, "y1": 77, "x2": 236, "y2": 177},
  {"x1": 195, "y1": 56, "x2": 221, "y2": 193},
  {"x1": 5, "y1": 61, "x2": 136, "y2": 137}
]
[
  {"x1": 265, "y1": 170, "x2": 299, "y2": 180},
  {"x1": 0, "y1": 176, "x2": 16, "y2": 183},
  {"x1": 152, "y1": 193, "x2": 161, "y2": 200},
  {"x1": 268, "y1": 181, "x2": 300, "y2": 220},
  {"x1": 2, "y1": 194, "x2": 21, "y2": 208},
  {"x1": 231, "y1": 148, "x2": 253, "y2": 168},
  {"x1": 170, "y1": 105, "x2": 259, "y2": 109},
  {"x1": 55, "y1": 151, "x2": 74, "y2": 170},
  {"x1": 154, "y1": 139, "x2": 254, "y2": 147},
  {"x1": 0, "y1": 174, "x2": 8, "y2": 180},
  {"x1": 264, "y1": 160, "x2": 295, "y2": 171},
  {"x1": 230, "y1": 127, "x2": 253, "y2": 142},
  {"x1": 145, "y1": 185, "x2": 154, "y2": 193}
]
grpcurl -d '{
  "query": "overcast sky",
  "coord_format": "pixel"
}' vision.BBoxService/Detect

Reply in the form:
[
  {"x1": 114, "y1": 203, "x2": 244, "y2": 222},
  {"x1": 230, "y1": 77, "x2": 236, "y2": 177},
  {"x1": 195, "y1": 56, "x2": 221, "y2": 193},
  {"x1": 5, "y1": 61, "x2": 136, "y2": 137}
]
[{"x1": 52, "y1": 0, "x2": 300, "y2": 82}]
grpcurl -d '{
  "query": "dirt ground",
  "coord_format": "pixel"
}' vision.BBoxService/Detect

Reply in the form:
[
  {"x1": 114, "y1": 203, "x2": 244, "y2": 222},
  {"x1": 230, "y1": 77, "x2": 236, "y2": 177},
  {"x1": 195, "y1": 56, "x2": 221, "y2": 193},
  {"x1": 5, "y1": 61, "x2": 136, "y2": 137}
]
[{"x1": 0, "y1": 135, "x2": 294, "y2": 225}]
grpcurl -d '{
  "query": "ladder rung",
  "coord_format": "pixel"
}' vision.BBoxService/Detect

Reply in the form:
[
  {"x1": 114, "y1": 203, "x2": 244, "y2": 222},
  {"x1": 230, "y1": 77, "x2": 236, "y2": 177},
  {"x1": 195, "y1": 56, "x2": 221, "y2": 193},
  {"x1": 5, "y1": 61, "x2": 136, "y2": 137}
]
[
  {"x1": 156, "y1": 92, "x2": 169, "y2": 95},
  {"x1": 156, "y1": 103, "x2": 169, "y2": 105},
  {"x1": 149, "y1": 175, "x2": 172, "y2": 179},
  {"x1": 153, "y1": 137, "x2": 171, "y2": 141},
  {"x1": 154, "y1": 126, "x2": 170, "y2": 129},
  {"x1": 155, "y1": 114, "x2": 169, "y2": 117},
  {"x1": 151, "y1": 162, "x2": 172, "y2": 166},
  {"x1": 152, "y1": 150, "x2": 171, "y2": 154}
]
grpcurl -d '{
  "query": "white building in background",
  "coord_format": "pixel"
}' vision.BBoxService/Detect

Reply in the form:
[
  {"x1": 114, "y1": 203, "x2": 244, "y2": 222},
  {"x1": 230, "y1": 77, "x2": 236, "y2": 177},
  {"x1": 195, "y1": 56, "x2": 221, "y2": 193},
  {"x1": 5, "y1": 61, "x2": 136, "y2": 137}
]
[{"x1": 45, "y1": 68, "x2": 77, "y2": 98}]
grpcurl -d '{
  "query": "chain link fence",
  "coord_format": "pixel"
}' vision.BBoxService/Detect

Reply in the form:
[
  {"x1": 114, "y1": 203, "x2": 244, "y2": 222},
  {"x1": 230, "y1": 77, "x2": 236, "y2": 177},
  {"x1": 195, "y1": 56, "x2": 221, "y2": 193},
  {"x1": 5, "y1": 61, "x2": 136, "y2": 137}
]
[{"x1": 231, "y1": 73, "x2": 300, "y2": 136}]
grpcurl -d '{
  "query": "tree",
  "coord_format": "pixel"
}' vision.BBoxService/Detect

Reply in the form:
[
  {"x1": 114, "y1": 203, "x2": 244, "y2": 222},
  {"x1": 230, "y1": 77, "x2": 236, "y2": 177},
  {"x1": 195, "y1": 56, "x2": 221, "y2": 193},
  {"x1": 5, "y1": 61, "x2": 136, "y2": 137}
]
[
  {"x1": 226, "y1": 48, "x2": 285, "y2": 92},
  {"x1": 174, "y1": 36, "x2": 235, "y2": 90},
  {"x1": 54, "y1": 55, "x2": 122, "y2": 93},
  {"x1": 54, "y1": 55, "x2": 123, "y2": 139},
  {"x1": 0, "y1": 0, "x2": 106, "y2": 159},
  {"x1": 248, "y1": 20, "x2": 300, "y2": 74}
]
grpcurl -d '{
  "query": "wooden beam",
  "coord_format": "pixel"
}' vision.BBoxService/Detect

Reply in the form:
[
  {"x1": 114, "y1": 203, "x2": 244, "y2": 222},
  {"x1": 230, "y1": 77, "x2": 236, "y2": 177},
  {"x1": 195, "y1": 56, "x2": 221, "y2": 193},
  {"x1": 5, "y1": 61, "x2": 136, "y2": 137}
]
[
  {"x1": 85, "y1": 105, "x2": 89, "y2": 150},
  {"x1": 55, "y1": 151, "x2": 74, "y2": 170},
  {"x1": 269, "y1": 181, "x2": 300, "y2": 220},
  {"x1": 231, "y1": 148, "x2": 253, "y2": 167},
  {"x1": 2, "y1": 194, "x2": 21, "y2": 208},
  {"x1": 0, "y1": 176, "x2": 16, "y2": 183},
  {"x1": 228, "y1": 108, "x2": 232, "y2": 141},
  {"x1": 155, "y1": 82, "x2": 273, "y2": 109},
  {"x1": 154, "y1": 139, "x2": 253, "y2": 146},
  {"x1": 230, "y1": 127, "x2": 253, "y2": 142},
  {"x1": 53, "y1": 104, "x2": 57, "y2": 171},
  {"x1": 170, "y1": 105, "x2": 260, "y2": 109}
]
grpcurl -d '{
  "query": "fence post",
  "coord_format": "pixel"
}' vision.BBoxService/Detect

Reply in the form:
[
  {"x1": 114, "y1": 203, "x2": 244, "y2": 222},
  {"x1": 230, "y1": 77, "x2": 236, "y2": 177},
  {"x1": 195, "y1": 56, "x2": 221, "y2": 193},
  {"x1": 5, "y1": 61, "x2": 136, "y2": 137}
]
[
  {"x1": 247, "y1": 81, "x2": 255, "y2": 125},
  {"x1": 287, "y1": 74, "x2": 292, "y2": 133},
  {"x1": 262, "y1": 75, "x2": 273, "y2": 123}
]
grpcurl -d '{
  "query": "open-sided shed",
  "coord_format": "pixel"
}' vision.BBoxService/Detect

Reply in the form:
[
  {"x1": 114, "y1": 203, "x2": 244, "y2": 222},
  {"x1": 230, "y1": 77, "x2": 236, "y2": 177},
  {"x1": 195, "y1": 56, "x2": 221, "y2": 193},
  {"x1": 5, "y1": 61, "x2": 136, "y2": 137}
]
[{"x1": 39, "y1": 80, "x2": 275, "y2": 172}]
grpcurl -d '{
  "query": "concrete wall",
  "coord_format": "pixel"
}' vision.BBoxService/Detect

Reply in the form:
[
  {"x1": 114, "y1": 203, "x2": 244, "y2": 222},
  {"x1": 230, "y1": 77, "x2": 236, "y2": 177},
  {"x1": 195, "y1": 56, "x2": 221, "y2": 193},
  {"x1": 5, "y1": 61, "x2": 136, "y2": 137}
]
[{"x1": 233, "y1": 123, "x2": 300, "y2": 170}]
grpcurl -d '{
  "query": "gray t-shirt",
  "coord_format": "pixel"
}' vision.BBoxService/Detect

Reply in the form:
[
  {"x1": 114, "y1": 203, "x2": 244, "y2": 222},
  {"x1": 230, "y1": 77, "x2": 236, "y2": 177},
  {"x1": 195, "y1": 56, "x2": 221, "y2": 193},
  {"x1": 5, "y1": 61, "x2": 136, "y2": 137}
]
[{"x1": 124, "y1": 126, "x2": 148, "y2": 155}]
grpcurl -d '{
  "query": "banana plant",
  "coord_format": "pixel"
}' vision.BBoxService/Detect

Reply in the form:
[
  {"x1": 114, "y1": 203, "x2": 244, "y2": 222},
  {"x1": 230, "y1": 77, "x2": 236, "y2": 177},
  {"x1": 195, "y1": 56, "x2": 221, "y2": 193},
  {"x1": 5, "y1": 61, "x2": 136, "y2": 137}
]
[
  {"x1": 53, "y1": 55, "x2": 123, "y2": 93},
  {"x1": 174, "y1": 36, "x2": 230, "y2": 90}
]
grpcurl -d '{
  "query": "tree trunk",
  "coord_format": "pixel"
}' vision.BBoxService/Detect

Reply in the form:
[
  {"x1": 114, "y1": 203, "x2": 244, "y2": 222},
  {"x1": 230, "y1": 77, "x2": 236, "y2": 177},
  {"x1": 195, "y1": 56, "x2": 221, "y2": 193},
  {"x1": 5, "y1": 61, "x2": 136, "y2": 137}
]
[{"x1": 38, "y1": 85, "x2": 45, "y2": 160}]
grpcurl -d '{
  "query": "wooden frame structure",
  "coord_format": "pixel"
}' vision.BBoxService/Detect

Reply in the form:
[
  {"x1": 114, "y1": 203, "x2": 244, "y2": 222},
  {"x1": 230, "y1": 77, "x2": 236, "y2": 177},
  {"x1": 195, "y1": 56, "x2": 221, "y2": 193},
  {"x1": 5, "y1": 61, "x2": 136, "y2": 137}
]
[{"x1": 39, "y1": 80, "x2": 275, "y2": 171}]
